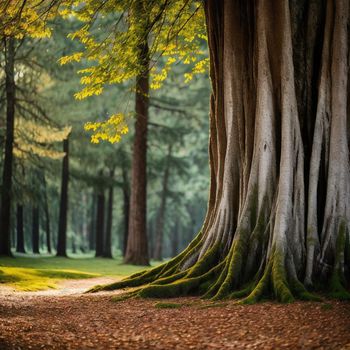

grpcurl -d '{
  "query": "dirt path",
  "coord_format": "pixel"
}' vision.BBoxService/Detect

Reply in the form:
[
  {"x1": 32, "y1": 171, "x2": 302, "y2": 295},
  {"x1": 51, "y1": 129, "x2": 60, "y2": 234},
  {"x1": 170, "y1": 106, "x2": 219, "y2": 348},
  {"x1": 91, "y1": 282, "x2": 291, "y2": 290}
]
[{"x1": 0, "y1": 280, "x2": 350, "y2": 349}]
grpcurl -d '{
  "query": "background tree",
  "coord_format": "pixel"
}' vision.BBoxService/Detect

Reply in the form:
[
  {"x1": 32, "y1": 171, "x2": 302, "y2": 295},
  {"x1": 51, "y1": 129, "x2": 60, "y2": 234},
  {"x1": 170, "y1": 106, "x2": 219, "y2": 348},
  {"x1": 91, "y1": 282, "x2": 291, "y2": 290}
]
[
  {"x1": 0, "y1": 1, "x2": 211, "y2": 267},
  {"x1": 0, "y1": 37, "x2": 16, "y2": 256},
  {"x1": 57, "y1": 137, "x2": 70, "y2": 257},
  {"x1": 60, "y1": 0, "x2": 207, "y2": 265}
]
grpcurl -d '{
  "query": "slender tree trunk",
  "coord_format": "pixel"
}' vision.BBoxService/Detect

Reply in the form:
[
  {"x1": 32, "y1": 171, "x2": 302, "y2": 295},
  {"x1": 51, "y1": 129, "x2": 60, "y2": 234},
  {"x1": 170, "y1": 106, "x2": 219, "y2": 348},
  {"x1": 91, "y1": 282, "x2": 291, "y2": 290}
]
[
  {"x1": 89, "y1": 191, "x2": 96, "y2": 251},
  {"x1": 95, "y1": 188, "x2": 105, "y2": 257},
  {"x1": 16, "y1": 204, "x2": 25, "y2": 253},
  {"x1": 124, "y1": 37, "x2": 150, "y2": 265},
  {"x1": 148, "y1": 218, "x2": 155, "y2": 259},
  {"x1": 32, "y1": 206, "x2": 40, "y2": 254},
  {"x1": 43, "y1": 175, "x2": 51, "y2": 254},
  {"x1": 57, "y1": 138, "x2": 69, "y2": 257},
  {"x1": 171, "y1": 219, "x2": 179, "y2": 258},
  {"x1": 0, "y1": 37, "x2": 15, "y2": 257},
  {"x1": 81, "y1": 192, "x2": 88, "y2": 253},
  {"x1": 103, "y1": 168, "x2": 114, "y2": 258},
  {"x1": 122, "y1": 165, "x2": 130, "y2": 256},
  {"x1": 72, "y1": 235, "x2": 77, "y2": 254},
  {"x1": 153, "y1": 145, "x2": 172, "y2": 261}
]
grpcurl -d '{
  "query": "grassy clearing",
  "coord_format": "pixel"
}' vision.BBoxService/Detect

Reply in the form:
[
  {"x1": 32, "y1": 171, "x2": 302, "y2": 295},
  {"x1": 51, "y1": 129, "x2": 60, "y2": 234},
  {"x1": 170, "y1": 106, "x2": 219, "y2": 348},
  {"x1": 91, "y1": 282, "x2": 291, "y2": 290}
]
[
  {"x1": 0, "y1": 254, "x2": 154, "y2": 291},
  {"x1": 0, "y1": 267, "x2": 97, "y2": 291}
]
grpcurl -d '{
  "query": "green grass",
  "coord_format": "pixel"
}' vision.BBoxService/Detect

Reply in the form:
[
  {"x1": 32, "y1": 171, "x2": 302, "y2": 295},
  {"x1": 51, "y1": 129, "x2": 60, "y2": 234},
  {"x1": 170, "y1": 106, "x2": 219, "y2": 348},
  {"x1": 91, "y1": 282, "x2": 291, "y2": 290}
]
[
  {"x1": 0, "y1": 267, "x2": 97, "y2": 291},
  {"x1": 154, "y1": 302, "x2": 184, "y2": 309},
  {"x1": 321, "y1": 303, "x2": 333, "y2": 311},
  {"x1": 198, "y1": 302, "x2": 229, "y2": 309},
  {"x1": 0, "y1": 254, "x2": 154, "y2": 291}
]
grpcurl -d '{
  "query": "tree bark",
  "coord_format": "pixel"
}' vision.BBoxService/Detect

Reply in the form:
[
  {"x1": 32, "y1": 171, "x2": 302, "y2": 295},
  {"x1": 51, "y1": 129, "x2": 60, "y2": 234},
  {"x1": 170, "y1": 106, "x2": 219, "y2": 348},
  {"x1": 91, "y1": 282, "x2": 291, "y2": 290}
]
[
  {"x1": 57, "y1": 137, "x2": 69, "y2": 257},
  {"x1": 92, "y1": 0, "x2": 350, "y2": 301},
  {"x1": 43, "y1": 175, "x2": 51, "y2": 254},
  {"x1": 32, "y1": 206, "x2": 40, "y2": 254},
  {"x1": 89, "y1": 191, "x2": 96, "y2": 251},
  {"x1": 122, "y1": 165, "x2": 130, "y2": 256},
  {"x1": 153, "y1": 145, "x2": 172, "y2": 261},
  {"x1": 95, "y1": 187, "x2": 105, "y2": 257},
  {"x1": 124, "y1": 37, "x2": 150, "y2": 265},
  {"x1": 103, "y1": 168, "x2": 114, "y2": 258},
  {"x1": 16, "y1": 204, "x2": 25, "y2": 253},
  {"x1": 0, "y1": 37, "x2": 15, "y2": 257},
  {"x1": 171, "y1": 219, "x2": 179, "y2": 258},
  {"x1": 81, "y1": 192, "x2": 89, "y2": 253}
]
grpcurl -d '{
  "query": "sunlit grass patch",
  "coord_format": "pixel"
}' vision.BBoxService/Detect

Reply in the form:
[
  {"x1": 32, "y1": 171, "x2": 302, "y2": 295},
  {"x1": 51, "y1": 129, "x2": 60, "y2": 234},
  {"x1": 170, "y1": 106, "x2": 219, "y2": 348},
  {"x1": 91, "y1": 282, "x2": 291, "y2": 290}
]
[
  {"x1": 0, "y1": 267, "x2": 97, "y2": 291},
  {"x1": 0, "y1": 255, "x2": 157, "y2": 292},
  {"x1": 0, "y1": 255, "x2": 154, "y2": 277}
]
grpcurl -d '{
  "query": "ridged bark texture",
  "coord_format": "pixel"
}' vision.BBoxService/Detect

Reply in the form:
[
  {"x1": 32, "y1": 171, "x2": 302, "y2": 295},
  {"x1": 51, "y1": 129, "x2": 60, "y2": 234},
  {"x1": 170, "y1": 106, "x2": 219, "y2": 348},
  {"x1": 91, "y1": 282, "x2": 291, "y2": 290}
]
[
  {"x1": 90, "y1": 0, "x2": 350, "y2": 301},
  {"x1": 153, "y1": 145, "x2": 172, "y2": 261},
  {"x1": 124, "y1": 41, "x2": 150, "y2": 265},
  {"x1": 0, "y1": 37, "x2": 15, "y2": 257}
]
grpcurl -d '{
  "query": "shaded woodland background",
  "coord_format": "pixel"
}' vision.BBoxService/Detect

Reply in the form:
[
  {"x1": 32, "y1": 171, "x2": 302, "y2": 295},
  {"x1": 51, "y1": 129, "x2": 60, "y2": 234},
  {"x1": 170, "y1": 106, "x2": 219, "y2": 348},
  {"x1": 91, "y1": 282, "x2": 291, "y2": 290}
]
[{"x1": 0, "y1": 17, "x2": 210, "y2": 261}]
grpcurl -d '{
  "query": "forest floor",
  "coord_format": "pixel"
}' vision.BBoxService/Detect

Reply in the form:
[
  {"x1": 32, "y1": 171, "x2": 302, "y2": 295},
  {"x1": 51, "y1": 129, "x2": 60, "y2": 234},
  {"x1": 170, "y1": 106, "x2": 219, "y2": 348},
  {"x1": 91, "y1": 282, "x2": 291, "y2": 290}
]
[{"x1": 0, "y1": 278, "x2": 350, "y2": 350}]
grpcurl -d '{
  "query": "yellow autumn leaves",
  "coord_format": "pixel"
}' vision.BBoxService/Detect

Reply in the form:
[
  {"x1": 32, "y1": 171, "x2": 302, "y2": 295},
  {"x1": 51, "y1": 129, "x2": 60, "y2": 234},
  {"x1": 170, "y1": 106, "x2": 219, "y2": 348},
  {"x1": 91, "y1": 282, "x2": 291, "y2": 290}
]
[
  {"x1": 84, "y1": 114, "x2": 129, "y2": 144},
  {"x1": 58, "y1": 1, "x2": 208, "y2": 144}
]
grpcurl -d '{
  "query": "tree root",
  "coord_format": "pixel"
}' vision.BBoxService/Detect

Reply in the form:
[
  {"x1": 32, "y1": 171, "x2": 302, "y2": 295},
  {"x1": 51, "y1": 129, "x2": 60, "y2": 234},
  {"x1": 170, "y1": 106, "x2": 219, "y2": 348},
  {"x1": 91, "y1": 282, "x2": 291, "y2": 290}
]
[{"x1": 86, "y1": 241, "x2": 331, "y2": 303}]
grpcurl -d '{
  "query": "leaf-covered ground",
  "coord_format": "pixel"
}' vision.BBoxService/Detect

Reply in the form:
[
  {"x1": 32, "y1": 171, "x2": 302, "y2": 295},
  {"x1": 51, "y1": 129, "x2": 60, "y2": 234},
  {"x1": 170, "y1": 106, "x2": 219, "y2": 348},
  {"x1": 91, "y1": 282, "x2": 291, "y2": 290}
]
[{"x1": 0, "y1": 279, "x2": 349, "y2": 349}]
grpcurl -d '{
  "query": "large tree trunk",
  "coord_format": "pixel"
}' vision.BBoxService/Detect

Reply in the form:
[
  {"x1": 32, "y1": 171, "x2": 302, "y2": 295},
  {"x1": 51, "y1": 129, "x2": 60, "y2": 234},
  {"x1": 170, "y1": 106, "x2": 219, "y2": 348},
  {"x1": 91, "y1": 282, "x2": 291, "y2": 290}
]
[
  {"x1": 56, "y1": 138, "x2": 69, "y2": 257},
  {"x1": 32, "y1": 206, "x2": 40, "y2": 254},
  {"x1": 153, "y1": 145, "x2": 172, "y2": 261},
  {"x1": 0, "y1": 37, "x2": 15, "y2": 257},
  {"x1": 91, "y1": 0, "x2": 350, "y2": 301},
  {"x1": 16, "y1": 204, "x2": 25, "y2": 253},
  {"x1": 124, "y1": 38, "x2": 150, "y2": 265},
  {"x1": 103, "y1": 168, "x2": 114, "y2": 258}
]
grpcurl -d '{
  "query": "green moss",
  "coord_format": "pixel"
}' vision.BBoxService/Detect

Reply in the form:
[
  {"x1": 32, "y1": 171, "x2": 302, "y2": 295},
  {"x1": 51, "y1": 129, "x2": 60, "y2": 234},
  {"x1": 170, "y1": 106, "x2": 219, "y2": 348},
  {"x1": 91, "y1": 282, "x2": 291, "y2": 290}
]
[
  {"x1": 154, "y1": 302, "x2": 183, "y2": 309},
  {"x1": 187, "y1": 243, "x2": 220, "y2": 278},
  {"x1": 198, "y1": 302, "x2": 228, "y2": 309},
  {"x1": 271, "y1": 250, "x2": 294, "y2": 303},
  {"x1": 150, "y1": 271, "x2": 187, "y2": 286},
  {"x1": 228, "y1": 282, "x2": 255, "y2": 299},
  {"x1": 111, "y1": 291, "x2": 139, "y2": 302},
  {"x1": 321, "y1": 303, "x2": 333, "y2": 310},
  {"x1": 328, "y1": 272, "x2": 350, "y2": 300},
  {"x1": 88, "y1": 230, "x2": 206, "y2": 293},
  {"x1": 202, "y1": 255, "x2": 230, "y2": 299},
  {"x1": 290, "y1": 278, "x2": 322, "y2": 302},
  {"x1": 328, "y1": 221, "x2": 350, "y2": 300},
  {"x1": 241, "y1": 259, "x2": 272, "y2": 304},
  {"x1": 213, "y1": 233, "x2": 249, "y2": 300},
  {"x1": 139, "y1": 276, "x2": 202, "y2": 298}
]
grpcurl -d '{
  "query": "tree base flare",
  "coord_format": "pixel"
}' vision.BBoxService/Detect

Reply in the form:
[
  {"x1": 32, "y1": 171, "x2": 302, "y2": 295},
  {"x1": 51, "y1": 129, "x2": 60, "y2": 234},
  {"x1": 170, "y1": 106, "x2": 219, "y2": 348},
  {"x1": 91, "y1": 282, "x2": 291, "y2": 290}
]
[{"x1": 87, "y1": 244, "x2": 330, "y2": 303}]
